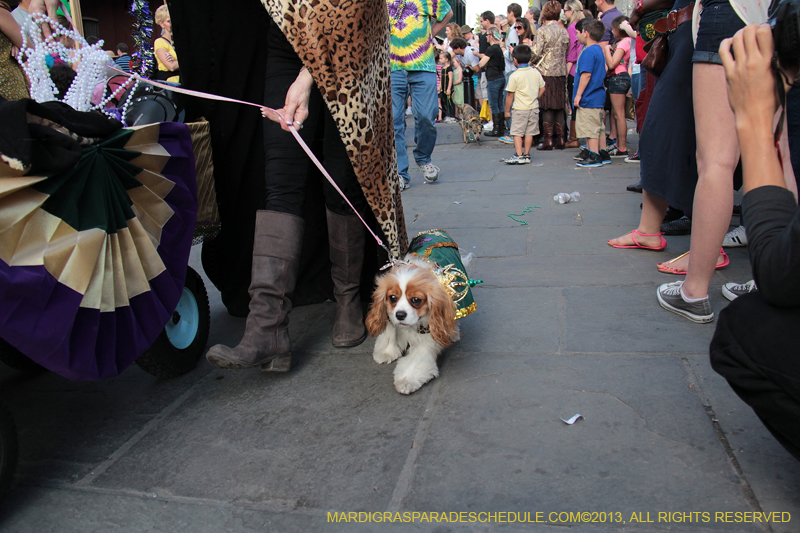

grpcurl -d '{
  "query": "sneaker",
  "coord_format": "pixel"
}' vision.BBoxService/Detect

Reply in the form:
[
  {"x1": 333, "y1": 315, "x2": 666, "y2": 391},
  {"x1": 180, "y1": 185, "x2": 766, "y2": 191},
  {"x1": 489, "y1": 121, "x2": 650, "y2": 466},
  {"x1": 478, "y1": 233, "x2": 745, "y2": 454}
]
[
  {"x1": 576, "y1": 151, "x2": 603, "y2": 168},
  {"x1": 574, "y1": 147, "x2": 590, "y2": 161},
  {"x1": 483, "y1": 121, "x2": 494, "y2": 132},
  {"x1": 722, "y1": 225, "x2": 748, "y2": 247},
  {"x1": 405, "y1": 107, "x2": 413, "y2": 116},
  {"x1": 498, "y1": 135, "x2": 514, "y2": 144},
  {"x1": 421, "y1": 163, "x2": 440, "y2": 183},
  {"x1": 722, "y1": 280, "x2": 757, "y2": 301},
  {"x1": 502, "y1": 154, "x2": 525, "y2": 164},
  {"x1": 400, "y1": 179, "x2": 410, "y2": 190},
  {"x1": 606, "y1": 137, "x2": 617, "y2": 147},
  {"x1": 606, "y1": 146, "x2": 629, "y2": 158},
  {"x1": 520, "y1": 154, "x2": 531, "y2": 164},
  {"x1": 599, "y1": 149, "x2": 611, "y2": 165},
  {"x1": 443, "y1": 117, "x2": 457, "y2": 123},
  {"x1": 657, "y1": 281, "x2": 714, "y2": 323},
  {"x1": 625, "y1": 152, "x2": 640, "y2": 163}
]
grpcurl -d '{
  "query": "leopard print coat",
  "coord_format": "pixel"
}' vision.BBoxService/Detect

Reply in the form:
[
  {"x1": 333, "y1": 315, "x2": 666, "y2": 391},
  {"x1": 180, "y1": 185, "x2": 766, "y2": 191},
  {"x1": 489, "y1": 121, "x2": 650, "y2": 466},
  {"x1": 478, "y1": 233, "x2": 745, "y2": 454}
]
[{"x1": 261, "y1": 0, "x2": 408, "y2": 258}]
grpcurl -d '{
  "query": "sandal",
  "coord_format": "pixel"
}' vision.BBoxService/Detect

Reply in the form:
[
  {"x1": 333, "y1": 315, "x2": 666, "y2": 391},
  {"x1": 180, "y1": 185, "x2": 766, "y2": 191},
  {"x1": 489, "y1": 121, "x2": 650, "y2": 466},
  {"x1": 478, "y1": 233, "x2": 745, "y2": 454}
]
[
  {"x1": 608, "y1": 229, "x2": 667, "y2": 251},
  {"x1": 657, "y1": 248, "x2": 730, "y2": 275}
]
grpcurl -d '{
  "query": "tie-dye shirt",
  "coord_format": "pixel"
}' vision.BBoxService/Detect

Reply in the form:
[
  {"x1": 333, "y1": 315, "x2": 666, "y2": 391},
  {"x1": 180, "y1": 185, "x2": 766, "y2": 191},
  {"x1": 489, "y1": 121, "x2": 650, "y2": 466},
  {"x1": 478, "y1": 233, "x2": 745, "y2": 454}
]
[{"x1": 389, "y1": 0, "x2": 452, "y2": 72}]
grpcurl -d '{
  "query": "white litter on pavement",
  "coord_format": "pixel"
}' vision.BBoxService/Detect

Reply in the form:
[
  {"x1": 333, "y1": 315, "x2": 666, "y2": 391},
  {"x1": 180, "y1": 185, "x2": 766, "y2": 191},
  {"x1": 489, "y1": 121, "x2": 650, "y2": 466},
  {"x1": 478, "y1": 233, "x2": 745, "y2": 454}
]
[{"x1": 561, "y1": 414, "x2": 583, "y2": 425}]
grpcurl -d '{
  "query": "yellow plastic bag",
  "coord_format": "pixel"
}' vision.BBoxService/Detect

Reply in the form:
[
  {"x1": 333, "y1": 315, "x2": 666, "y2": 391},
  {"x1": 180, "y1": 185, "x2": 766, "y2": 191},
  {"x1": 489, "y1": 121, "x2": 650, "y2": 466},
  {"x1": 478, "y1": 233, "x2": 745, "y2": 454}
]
[{"x1": 479, "y1": 100, "x2": 491, "y2": 122}]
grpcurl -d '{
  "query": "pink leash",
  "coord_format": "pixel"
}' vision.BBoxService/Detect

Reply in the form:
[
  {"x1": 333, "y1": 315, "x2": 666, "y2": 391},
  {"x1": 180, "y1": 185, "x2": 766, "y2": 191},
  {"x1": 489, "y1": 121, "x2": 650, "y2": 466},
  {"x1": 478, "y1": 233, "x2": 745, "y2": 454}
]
[{"x1": 118, "y1": 71, "x2": 396, "y2": 259}]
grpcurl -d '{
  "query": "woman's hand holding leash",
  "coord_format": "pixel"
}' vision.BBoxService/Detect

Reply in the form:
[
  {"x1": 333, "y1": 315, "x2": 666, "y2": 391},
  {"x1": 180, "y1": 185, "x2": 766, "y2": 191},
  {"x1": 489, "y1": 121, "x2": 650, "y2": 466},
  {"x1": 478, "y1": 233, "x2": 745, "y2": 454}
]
[{"x1": 262, "y1": 67, "x2": 314, "y2": 132}]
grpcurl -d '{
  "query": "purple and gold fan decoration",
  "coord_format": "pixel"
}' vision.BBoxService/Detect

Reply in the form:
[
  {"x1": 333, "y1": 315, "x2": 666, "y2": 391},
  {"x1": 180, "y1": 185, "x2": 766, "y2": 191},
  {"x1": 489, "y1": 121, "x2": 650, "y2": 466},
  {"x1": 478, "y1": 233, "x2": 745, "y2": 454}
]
[{"x1": 0, "y1": 122, "x2": 197, "y2": 380}]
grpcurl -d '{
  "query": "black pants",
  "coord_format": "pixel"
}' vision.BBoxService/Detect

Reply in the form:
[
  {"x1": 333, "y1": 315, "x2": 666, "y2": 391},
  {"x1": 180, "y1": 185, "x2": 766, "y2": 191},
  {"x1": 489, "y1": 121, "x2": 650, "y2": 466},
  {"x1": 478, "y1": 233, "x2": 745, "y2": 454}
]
[
  {"x1": 710, "y1": 292, "x2": 800, "y2": 460},
  {"x1": 263, "y1": 23, "x2": 367, "y2": 218}
]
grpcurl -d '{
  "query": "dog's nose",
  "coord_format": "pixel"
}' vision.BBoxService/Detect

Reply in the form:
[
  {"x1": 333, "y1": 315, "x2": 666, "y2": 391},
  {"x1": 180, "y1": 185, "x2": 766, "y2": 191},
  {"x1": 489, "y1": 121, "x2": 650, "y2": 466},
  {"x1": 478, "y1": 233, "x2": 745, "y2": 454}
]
[{"x1": 395, "y1": 310, "x2": 407, "y2": 321}]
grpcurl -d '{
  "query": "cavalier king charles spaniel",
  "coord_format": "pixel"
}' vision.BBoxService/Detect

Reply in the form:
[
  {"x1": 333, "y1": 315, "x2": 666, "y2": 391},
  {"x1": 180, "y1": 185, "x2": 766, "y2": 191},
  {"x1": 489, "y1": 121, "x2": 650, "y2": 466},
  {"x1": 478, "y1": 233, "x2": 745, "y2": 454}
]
[{"x1": 365, "y1": 256, "x2": 459, "y2": 394}]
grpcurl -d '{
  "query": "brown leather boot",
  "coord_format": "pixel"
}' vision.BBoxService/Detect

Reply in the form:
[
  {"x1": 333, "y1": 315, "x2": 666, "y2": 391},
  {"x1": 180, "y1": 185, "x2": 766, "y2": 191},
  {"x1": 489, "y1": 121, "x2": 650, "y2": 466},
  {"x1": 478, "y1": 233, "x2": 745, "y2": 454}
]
[
  {"x1": 537, "y1": 122, "x2": 554, "y2": 150},
  {"x1": 326, "y1": 207, "x2": 367, "y2": 348},
  {"x1": 205, "y1": 210, "x2": 303, "y2": 372},
  {"x1": 554, "y1": 123, "x2": 566, "y2": 149},
  {"x1": 565, "y1": 119, "x2": 580, "y2": 148}
]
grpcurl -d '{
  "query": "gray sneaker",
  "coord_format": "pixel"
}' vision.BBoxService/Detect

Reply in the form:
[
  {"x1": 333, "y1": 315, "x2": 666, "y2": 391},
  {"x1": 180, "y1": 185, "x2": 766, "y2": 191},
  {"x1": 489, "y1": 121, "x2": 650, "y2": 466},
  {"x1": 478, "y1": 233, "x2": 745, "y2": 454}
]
[
  {"x1": 501, "y1": 154, "x2": 527, "y2": 164},
  {"x1": 657, "y1": 281, "x2": 714, "y2": 323},
  {"x1": 399, "y1": 179, "x2": 410, "y2": 190},
  {"x1": 722, "y1": 280, "x2": 757, "y2": 301},
  {"x1": 421, "y1": 163, "x2": 440, "y2": 183}
]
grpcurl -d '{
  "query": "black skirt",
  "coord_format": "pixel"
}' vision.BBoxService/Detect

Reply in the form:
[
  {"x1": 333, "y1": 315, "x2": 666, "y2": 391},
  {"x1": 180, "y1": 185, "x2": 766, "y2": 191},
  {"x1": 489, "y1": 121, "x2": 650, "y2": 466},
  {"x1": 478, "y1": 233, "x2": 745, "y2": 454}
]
[{"x1": 639, "y1": 22, "x2": 698, "y2": 212}]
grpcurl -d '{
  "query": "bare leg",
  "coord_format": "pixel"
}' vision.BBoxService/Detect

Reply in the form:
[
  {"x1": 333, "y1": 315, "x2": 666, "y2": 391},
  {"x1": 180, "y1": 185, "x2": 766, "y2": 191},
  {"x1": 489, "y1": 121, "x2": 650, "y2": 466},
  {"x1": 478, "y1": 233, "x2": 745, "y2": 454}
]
[
  {"x1": 523, "y1": 135, "x2": 533, "y2": 155},
  {"x1": 599, "y1": 113, "x2": 607, "y2": 150},
  {"x1": 610, "y1": 93, "x2": 627, "y2": 151},
  {"x1": 586, "y1": 137, "x2": 599, "y2": 153},
  {"x1": 514, "y1": 135, "x2": 523, "y2": 156},
  {"x1": 680, "y1": 63, "x2": 739, "y2": 298},
  {"x1": 608, "y1": 190, "x2": 669, "y2": 248},
  {"x1": 609, "y1": 110, "x2": 617, "y2": 141}
]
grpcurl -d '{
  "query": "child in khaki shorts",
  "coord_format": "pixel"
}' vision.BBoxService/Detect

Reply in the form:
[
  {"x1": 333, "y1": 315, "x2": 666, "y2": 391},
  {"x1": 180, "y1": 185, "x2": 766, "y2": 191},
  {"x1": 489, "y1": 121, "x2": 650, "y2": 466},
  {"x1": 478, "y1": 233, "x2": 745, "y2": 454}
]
[
  {"x1": 502, "y1": 45, "x2": 546, "y2": 165},
  {"x1": 573, "y1": 19, "x2": 609, "y2": 167}
]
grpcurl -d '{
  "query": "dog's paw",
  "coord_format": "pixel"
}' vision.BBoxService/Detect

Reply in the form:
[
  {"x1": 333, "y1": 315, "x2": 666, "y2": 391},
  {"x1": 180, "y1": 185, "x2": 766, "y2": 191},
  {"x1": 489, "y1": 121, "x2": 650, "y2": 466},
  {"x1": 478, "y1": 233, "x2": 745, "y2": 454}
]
[
  {"x1": 393, "y1": 362, "x2": 439, "y2": 394},
  {"x1": 394, "y1": 376, "x2": 423, "y2": 395},
  {"x1": 373, "y1": 348, "x2": 402, "y2": 365}
]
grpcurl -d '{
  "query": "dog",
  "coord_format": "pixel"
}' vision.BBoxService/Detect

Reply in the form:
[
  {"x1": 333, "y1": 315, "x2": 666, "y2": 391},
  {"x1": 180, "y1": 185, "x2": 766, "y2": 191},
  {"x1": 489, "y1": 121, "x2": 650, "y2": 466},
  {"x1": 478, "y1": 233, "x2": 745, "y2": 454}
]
[
  {"x1": 366, "y1": 255, "x2": 459, "y2": 395},
  {"x1": 455, "y1": 104, "x2": 482, "y2": 145}
]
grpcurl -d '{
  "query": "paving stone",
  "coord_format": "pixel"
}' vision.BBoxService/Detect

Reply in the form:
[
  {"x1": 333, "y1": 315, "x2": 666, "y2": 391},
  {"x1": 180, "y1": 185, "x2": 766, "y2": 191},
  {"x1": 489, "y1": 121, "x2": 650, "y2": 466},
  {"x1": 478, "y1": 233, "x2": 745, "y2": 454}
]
[{"x1": 402, "y1": 353, "x2": 760, "y2": 531}]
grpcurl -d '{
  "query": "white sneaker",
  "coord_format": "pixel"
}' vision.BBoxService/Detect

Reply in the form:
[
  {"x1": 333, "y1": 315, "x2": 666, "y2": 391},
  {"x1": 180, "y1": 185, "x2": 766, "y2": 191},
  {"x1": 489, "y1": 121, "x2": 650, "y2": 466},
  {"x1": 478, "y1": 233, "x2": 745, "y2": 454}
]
[
  {"x1": 722, "y1": 225, "x2": 748, "y2": 247},
  {"x1": 405, "y1": 107, "x2": 413, "y2": 116},
  {"x1": 421, "y1": 163, "x2": 440, "y2": 183},
  {"x1": 722, "y1": 280, "x2": 757, "y2": 301},
  {"x1": 483, "y1": 121, "x2": 493, "y2": 132},
  {"x1": 443, "y1": 117, "x2": 457, "y2": 123},
  {"x1": 399, "y1": 179, "x2": 410, "y2": 190}
]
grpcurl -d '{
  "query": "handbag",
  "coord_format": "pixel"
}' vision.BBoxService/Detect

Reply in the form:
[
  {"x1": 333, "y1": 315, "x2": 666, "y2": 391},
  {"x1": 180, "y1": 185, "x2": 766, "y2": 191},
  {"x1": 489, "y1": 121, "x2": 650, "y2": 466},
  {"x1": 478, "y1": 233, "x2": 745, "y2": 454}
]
[
  {"x1": 641, "y1": 33, "x2": 668, "y2": 77},
  {"x1": 479, "y1": 99, "x2": 492, "y2": 121}
]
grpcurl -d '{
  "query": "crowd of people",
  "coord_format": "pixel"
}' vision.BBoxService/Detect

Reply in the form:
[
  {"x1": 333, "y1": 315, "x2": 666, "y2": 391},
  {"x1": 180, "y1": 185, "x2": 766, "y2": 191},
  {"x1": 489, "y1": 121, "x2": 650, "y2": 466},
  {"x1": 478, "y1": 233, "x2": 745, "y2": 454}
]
[
  {"x1": 400, "y1": 0, "x2": 784, "y2": 329},
  {"x1": 390, "y1": 0, "x2": 799, "y2": 458}
]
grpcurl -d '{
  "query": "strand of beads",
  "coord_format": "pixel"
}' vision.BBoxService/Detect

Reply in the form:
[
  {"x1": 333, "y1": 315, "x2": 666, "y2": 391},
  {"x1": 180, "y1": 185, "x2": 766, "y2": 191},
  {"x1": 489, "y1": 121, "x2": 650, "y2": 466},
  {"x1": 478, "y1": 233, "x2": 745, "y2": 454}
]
[{"x1": 20, "y1": 14, "x2": 121, "y2": 115}]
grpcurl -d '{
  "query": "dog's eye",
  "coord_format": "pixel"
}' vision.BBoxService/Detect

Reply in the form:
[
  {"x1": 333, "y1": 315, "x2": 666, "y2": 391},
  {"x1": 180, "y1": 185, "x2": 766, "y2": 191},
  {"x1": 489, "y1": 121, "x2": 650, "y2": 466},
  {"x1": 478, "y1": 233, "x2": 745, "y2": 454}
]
[
  {"x1": 389, "y1": 295, "x2": 398, "y2": 303},
  {"x1": 410, "y1": 297, "x2": 422, "y2": 306}
]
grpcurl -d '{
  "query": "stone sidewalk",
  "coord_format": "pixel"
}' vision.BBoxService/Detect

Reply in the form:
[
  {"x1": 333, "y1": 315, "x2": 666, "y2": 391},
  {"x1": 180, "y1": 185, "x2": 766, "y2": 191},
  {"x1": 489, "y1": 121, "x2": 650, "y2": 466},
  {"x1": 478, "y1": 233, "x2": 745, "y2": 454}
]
[{"x1": 0, "y1": 128, "x2": 798, "y2": 532}]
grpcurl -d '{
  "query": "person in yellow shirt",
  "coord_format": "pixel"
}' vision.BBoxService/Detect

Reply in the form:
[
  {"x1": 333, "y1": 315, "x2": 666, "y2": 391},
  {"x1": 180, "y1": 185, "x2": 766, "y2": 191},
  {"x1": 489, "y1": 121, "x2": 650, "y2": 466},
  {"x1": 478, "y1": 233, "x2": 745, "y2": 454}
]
[
  {"x1": 502, "y1": 44, "x2": 546, "y2": 164},
  {"x1": 154, "y1": 4, "x2": 179, "y2": 83}
]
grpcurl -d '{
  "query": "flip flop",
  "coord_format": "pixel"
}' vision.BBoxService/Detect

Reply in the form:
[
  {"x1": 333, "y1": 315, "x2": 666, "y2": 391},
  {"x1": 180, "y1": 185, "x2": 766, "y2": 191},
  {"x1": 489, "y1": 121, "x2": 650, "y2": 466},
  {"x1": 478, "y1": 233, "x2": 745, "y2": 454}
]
[
  {"x1": 608, "y1": 229, "x2": 667, "y2": 251},
  {"x1": 657, "y1": 248, "x2": 730, "y2": 275}
]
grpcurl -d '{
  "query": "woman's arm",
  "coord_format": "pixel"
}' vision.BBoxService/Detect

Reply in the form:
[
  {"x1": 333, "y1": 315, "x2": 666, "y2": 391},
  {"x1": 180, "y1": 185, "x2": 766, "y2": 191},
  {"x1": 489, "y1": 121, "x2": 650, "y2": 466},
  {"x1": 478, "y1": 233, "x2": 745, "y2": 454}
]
[
  {"x1": 0, "y1": 8, "x2": 23, "y2": 48},
  {"x1": 530, "y1": 32, "x2": 545, "y2": 64},
  {"x1": 155, "y1": 39, "x2": 179, "y2": 72},
  {"x1": 604, "y1": 43, "x2": 624, "y2": 70}
]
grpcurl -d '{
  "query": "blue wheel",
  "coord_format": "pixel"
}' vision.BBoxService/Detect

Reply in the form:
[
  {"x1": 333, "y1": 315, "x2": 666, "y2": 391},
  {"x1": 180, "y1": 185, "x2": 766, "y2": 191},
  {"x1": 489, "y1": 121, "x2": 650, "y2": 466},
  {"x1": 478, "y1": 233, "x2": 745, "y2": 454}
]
[
  {"x1": 165, "y1": 285, "x2": 200, "y2": 350},
  {"x1": 136, "y1": 267, "x2": 210, "y2": 378}
]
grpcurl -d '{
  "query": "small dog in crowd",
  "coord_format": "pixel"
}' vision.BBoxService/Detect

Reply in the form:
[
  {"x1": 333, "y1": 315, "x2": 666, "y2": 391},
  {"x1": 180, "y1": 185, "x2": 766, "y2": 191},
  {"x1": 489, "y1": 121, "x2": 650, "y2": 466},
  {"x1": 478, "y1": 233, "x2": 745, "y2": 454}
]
[
  {"x1": 366, "y1": 256, "x2": 459, "y2": 395},
  {"x1": 455, "y1": 104, "x2": 482, "y2": 145}
]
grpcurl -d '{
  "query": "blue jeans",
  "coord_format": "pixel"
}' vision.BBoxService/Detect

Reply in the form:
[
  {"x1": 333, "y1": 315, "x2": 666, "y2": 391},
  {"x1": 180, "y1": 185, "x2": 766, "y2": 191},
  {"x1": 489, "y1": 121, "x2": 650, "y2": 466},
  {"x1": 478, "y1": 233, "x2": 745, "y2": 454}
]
[
  {"x1": 391, "y1": 70, "x2": 438, "y2": 183},
  {"x1": 487, "y1": 76, "x2": 505, "y2": 115}
]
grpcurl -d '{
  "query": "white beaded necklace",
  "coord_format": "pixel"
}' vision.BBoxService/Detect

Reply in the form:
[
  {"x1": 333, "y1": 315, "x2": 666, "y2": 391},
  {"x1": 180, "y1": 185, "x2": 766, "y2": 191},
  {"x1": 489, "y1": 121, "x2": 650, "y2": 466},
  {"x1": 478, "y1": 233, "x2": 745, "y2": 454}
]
[{"x1": 19, "y1": 14, "x2": 139, "y2": 119}]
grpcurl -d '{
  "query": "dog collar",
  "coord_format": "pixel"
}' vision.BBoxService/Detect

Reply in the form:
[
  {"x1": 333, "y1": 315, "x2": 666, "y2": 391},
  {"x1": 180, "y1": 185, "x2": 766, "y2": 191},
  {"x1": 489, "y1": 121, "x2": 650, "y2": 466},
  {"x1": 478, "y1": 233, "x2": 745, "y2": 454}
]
[{"x1": 418, "y1": 324, "x2": 430, "y2": 334}]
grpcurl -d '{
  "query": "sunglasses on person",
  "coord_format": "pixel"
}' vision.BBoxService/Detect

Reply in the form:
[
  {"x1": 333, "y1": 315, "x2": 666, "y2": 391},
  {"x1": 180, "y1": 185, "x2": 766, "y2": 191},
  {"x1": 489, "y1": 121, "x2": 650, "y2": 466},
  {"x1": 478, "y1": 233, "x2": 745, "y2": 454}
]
[{"x1": 515, "y1": 25, "x2": 524, "y2": 29}]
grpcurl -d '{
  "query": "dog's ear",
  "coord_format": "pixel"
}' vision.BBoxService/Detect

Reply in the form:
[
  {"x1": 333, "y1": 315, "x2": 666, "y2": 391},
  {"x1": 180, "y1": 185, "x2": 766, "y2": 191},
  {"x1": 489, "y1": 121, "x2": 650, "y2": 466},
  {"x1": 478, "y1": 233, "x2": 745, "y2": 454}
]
[
  {"x1": 365, "y1": 276, "x2": 389, "y2": 337},
  {"x1": 428, "y1": 282, "x2": 457, "y2": 347}
]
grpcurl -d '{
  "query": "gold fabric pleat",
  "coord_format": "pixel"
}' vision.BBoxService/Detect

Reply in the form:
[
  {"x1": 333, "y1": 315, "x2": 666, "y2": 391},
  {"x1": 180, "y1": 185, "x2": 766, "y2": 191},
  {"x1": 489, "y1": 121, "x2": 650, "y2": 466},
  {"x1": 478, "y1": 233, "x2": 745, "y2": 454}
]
[{"x1": 0, "y1": 124, "x2": 177, "y2": 311}]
